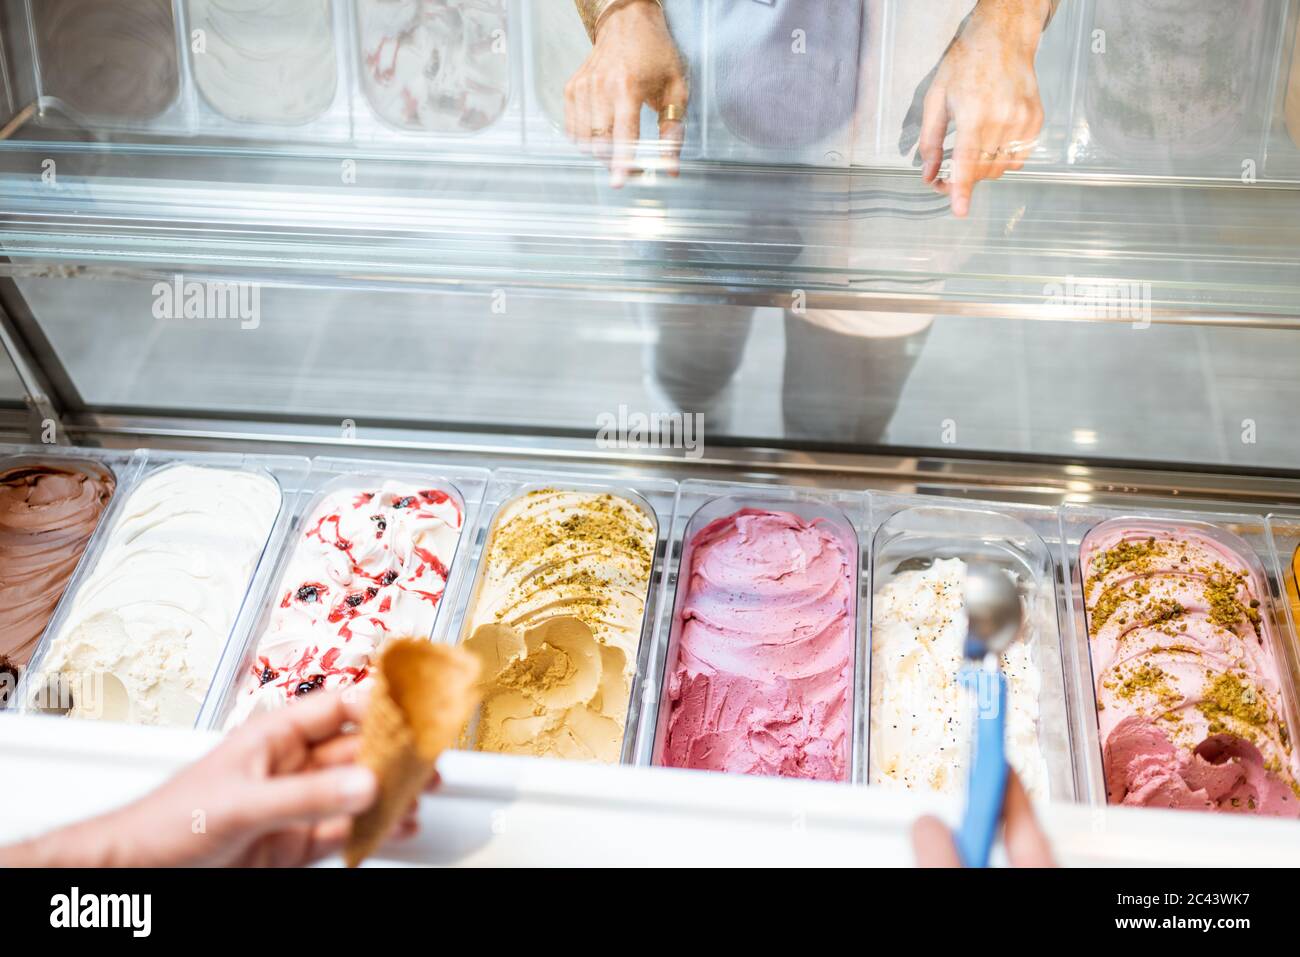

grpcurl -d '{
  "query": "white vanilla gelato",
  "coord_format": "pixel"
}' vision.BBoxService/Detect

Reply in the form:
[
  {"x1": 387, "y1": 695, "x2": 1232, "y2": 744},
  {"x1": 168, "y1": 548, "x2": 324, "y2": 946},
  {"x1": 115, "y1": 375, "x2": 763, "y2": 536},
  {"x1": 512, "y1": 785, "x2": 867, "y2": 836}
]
[
  {"x1": 188, "y1": 0, "x2": 339, "y2": 125},
  {"x1": 869, "y1": 557, "x2": 1049, "y2": 798},
  {"x1": 38, "y1": 465, "x2": 280, "y2": 727}
]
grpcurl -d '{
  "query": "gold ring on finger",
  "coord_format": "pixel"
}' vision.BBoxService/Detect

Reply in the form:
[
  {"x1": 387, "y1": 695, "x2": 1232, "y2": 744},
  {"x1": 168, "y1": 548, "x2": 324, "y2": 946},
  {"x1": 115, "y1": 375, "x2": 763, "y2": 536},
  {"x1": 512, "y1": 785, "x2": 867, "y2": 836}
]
[{"x1": 660, "y1": 104, "x2": 685, "y2": 123}]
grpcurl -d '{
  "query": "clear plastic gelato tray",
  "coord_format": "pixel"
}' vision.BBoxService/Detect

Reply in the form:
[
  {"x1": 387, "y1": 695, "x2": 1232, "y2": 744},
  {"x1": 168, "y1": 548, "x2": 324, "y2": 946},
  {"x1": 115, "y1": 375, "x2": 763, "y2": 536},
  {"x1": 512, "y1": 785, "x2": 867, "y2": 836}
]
[
  {"x1": 449, "y1": 467, "x2": 675, "y2": 765},
  {"x1": 646, "y1": 479, "x2": 866, "y2": 783},
  {"x1": 1266, "y1": 513, "x2": 1300, "y2": 656},
  {"x1": 18, "y1": 449, "x2": 309, "y2": 729},
  {"x1": 1062, "y1": 504, "x2": 1300, "y2": 815},
  {"x1": 0, "y1": 444, "x2": 146, "y2": 699},
  {"x1": 868, "y1": 493, "x2": 1073, "y2": 802},
  {"x1": 520, "y1": 0, "x2": 587, "y2": 155},
  {"x1": 200, "y1": 455, "x2": 488, "y2": 730},
  {"x1": 692, "y1": 0, "x2": 851, "y2": 167},
  {"x1": 180, "y1": 0, "x2": 355, "y2": 142},
  {"x1": 1068, "y1": 0, "x2": 1288, "y2": 175},
  {"x1": 520, "y1": 0, "x2": 700, "y2": 163},
  {"x1": 22, "y1": 0, "x2": 198, "y2": 137},
  {"x1": 858, "y1": 0, "x2": 1078, "y2": 169},
  {"x1": 350, "y1": 0, "x2": 524, "y2": 154},
  {"x1": 1265, "y1": 12, "x2": 1300, "y2": 179}
]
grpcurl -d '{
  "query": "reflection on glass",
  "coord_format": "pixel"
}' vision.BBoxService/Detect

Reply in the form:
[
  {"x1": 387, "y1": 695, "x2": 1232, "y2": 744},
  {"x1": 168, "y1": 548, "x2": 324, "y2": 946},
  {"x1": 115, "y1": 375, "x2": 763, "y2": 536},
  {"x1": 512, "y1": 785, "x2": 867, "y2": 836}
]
[
  {"x1": 1085, "y1": 0, "x2": 1266, "y2": 158},
  {"x1": 532, "y1": 0, "x2": 589, "y2": 133},
  {"x1": 188, "y1": 0, "x2": 338, "y2": 126},
  {"x1": 707, "y1": 0, "x2": 861, "y2": 149},
  {"x1": 0, "y1": 345, "x2": 24, "y2": 405},
  {"x1": 19, "y1": 277, "x2": 1300, "y2": 470},
  {"x1": 33, "y1": 0, "x2": 180, "y2": 121},
  {"x1": 868, "y1": 0, "x2": 975, "y2": 164},
  {"x1": 356, "y1": 0, "x2": 509, "y2": 133},
  {"x1": 1288, "y1": 20, "x2": 1300, "y2": 150}
]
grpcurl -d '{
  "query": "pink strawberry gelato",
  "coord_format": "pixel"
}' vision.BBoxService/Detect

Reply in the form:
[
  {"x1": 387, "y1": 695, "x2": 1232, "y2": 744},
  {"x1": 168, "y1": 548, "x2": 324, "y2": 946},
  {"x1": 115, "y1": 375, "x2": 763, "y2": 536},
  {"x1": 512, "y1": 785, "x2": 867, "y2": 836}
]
[
  {"x1": 662, "y1": 508, "x2": 855, "y2": 781},
  {"x1": 1082, "y1": 522, "x2": 1300, "y2": 816}
]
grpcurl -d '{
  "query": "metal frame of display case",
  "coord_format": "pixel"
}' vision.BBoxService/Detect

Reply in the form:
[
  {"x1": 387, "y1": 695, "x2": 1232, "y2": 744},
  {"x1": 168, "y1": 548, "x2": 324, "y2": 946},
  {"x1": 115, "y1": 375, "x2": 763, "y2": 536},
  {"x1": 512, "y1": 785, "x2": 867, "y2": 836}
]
[{"x1": 2, "y1": 1, "x2": 1300, "y2": 867}]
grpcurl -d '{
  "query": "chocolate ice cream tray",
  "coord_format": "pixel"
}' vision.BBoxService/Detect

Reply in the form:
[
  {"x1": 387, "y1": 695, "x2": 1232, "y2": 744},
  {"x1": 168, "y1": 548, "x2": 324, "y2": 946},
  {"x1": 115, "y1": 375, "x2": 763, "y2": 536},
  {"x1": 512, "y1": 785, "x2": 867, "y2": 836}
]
[
  {"x1": 199, "y1": 455, "x2": 489, "y2": 730},
  {"x1": 0, "y1": 444, "x2": 145, "y2": 701},
  {"x1": 17, "y1": 448, "x2": 309, "y2": 727},
  {"x1": 20, "y1": 0, "x2": 195, "y2": 137},
  {"x1": 0, "y1": 442, "x2": 144, "y2": 490}
]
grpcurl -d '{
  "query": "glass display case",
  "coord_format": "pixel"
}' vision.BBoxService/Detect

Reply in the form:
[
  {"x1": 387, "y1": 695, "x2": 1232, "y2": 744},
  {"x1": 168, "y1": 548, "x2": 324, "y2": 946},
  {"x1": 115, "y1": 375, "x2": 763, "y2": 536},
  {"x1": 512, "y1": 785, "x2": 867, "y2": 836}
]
[{"x1": 2, "y1": 0, "x2": 1300, "y2": 867}]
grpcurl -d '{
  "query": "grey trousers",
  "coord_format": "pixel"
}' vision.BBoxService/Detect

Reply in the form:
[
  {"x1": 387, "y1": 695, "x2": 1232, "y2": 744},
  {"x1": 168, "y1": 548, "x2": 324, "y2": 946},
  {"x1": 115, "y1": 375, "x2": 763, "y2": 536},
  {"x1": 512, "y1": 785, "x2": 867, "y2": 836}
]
[{"x1": 646, "y1": 303, "x2": 929, "y2": 447}]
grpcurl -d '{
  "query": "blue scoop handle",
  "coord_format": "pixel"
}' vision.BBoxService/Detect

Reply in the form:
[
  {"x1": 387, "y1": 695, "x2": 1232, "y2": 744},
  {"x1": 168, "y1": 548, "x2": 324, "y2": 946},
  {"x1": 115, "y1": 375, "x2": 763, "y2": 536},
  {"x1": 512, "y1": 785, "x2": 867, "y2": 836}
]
[{"x1": 955, "y1": 666, "x2": 1008, "y2": 869}]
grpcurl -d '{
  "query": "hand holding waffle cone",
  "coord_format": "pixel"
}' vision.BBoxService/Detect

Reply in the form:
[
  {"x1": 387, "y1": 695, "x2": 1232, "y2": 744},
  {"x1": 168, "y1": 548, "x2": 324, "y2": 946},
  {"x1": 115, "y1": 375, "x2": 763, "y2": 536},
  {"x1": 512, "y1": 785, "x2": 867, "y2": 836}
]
[{"x1": 345, "y1": 639, "x2": 480, "y2": 867}]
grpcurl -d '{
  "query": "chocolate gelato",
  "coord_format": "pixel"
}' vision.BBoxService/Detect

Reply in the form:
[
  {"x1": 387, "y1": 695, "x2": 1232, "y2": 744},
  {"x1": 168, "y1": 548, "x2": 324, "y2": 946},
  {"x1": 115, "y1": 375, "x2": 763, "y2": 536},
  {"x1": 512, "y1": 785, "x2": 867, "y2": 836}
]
[
  {"x1": 34, "y1": 0, "x2": 181, "y2": 120},
  {"x1": 0, "y1": 463, "x2": 115, "y2": 675}
]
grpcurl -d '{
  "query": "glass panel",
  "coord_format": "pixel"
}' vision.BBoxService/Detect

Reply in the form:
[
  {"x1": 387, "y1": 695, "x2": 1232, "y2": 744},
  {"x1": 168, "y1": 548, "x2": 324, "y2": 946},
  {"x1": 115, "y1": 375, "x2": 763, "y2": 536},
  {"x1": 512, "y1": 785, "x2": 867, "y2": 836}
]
[
  {"x1": 0, "y1": 1, "x2": 1298, "y2": 318},
  {"x1": 0, "y1": 339, "x2": 24, "y2": 405},
  {"x1": 16, "y1": 273, "x2": 1300, "y2": 470},
  {"x1": 2, "y1": 1, "x2": 1300, "y2": 473}
]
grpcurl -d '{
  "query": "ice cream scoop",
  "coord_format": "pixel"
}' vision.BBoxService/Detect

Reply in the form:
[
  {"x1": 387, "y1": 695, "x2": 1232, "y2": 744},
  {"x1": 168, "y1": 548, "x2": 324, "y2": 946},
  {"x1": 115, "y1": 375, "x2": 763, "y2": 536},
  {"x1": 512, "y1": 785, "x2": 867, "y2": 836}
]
[{"x1": 955, "y1": 561, "x2": 1021, "y2": 869}]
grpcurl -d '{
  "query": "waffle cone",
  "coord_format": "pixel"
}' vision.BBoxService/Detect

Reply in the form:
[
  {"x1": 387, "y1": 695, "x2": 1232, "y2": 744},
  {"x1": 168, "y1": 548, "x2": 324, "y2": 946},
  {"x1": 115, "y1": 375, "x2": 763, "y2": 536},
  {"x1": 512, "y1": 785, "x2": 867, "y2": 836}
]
[{"x1": 344, "y1": 639, "x2": 480, "y2": 867}]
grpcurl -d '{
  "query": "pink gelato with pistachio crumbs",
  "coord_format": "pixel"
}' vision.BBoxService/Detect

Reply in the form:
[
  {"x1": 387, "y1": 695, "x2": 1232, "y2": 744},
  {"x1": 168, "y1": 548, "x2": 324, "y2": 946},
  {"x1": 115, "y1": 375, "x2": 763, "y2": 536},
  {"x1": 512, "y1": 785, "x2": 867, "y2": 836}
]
[
  {"x1": 1082, "y1": 522, "x2": 1300, "y2": 816},
  {"x1": 663, "y1": 508, "x2": 854, "y2": 781}
]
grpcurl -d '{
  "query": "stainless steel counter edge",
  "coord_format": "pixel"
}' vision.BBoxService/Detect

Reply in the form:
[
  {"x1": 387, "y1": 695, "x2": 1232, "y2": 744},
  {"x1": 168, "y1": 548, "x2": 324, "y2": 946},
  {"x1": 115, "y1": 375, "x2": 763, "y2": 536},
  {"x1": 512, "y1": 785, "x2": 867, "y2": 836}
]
[{"x1": 53, "y1": 411, "x2": 1300, "y2": 509}]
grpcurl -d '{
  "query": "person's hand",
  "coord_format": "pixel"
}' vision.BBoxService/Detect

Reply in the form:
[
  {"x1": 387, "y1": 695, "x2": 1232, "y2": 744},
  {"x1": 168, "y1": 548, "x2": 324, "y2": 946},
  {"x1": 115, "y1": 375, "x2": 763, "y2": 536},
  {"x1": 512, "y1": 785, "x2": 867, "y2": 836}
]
[
  {"x1": 911, "y1": 769, "x2": 1056, "y2": 867},
  {"x1": 565, "y1": 0, "x2": 689, "y2": 187},
  {"x1": 918, "y1": 0, "x2": 1050, "y2": 217},
  {"x1": 1, "y1": 689, "x2": 427, "y2": 868}
]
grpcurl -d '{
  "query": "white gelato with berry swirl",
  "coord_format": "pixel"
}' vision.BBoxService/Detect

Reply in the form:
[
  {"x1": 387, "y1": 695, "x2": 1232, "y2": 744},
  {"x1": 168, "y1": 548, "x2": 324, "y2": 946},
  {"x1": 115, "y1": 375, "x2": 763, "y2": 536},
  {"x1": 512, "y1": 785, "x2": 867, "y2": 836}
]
[{"x1": 228, "y1": 480, "x2": 463, "y2": 726}]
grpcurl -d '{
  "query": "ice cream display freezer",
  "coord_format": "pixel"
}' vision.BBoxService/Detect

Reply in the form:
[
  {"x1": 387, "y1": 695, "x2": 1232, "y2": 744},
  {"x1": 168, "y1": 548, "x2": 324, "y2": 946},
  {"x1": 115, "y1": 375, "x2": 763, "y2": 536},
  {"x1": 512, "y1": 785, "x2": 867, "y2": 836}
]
[{"x1": 2, "y1": 0, "x2": 1300, "y2": 868}]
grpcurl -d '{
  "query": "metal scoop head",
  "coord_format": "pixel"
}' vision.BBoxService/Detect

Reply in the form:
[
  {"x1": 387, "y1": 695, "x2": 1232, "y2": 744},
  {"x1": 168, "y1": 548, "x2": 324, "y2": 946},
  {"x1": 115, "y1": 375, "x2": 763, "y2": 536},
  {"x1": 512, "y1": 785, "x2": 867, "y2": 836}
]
[{"x1": 963, "y1": 561, "x2": 1022, "y2": 659}]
